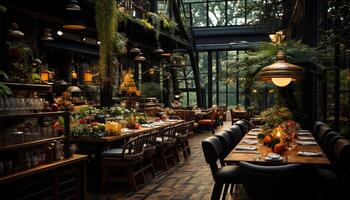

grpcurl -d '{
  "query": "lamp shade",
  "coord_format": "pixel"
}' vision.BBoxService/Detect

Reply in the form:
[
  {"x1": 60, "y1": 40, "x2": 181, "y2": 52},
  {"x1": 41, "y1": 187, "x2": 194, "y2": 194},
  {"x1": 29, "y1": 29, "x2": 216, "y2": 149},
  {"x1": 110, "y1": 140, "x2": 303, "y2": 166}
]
[
  {"x1": 41, "y1": 28, "x2": 54, "y2": 41},
  {"x1": 63, "y1": 0, "x2": 86, "y2": 30},
  {"x1": 258, "y1": 51, "x2": 303, "y2": 87}
]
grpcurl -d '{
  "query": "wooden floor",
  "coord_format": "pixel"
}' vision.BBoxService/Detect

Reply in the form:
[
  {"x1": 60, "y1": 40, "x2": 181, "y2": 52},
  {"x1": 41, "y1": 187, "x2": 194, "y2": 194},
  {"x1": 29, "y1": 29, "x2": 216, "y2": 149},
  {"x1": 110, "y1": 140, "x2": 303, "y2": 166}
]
[{"x1": 87, "y1": 121, "x2": 248, "y2": 200}]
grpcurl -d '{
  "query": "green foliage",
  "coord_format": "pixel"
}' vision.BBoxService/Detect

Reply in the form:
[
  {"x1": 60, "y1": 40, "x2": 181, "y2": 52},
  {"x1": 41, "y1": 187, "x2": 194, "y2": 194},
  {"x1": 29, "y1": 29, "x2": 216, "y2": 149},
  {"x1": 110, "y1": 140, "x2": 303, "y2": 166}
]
[
  {"x1": 260, "y1": 106, "x2": 293, "y2": 130},
  {"x1": 140, "y1": 82, "x2": 164, "y2": 99},
  {"x1": 326, "y1": 0, "x2": 350, "y2": 47},
  {"x1": 224, "y1": 41, "x2": 331, "y2": 103},
  {"x1": 95, "y1": 0, "x2": 117, "y2": 81},
  {"x1": 0, "y1": 5, "x2": 7, "y2": 13}
]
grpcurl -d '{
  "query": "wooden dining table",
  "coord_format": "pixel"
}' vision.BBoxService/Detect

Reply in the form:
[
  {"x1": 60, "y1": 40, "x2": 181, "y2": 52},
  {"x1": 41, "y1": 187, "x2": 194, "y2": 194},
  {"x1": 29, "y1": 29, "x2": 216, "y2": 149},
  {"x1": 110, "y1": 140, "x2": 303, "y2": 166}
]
[
  {"x1": 68, "y1": 119, "x2": 185, "y2": 185},
  {"x1": 225, "y1": 129, "x2": 331, "y2": 167}
]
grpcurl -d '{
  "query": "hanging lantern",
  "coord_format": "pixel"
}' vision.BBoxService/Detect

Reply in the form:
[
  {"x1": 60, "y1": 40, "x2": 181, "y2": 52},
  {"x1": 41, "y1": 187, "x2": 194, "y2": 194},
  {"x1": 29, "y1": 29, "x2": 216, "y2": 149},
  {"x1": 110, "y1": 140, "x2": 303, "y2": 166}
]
[
  {"x1": 8, "y1": 23, "x2": 25, "y2": 39},
  {"x1": 71, "y1": 70, "x2": 78, "y2": 79},
  {"x1": 149, "y1": 67, "x2": 155, "y2": 75},
  {"x1": 84, "y1": 70, "x2": 93, "y2": 83},
  {"x1": 40, "y1": 70, "x2": 50, "y2": 82},
  {"x1": 258, "y1": 51, "x2": 303, "y2": 87}
]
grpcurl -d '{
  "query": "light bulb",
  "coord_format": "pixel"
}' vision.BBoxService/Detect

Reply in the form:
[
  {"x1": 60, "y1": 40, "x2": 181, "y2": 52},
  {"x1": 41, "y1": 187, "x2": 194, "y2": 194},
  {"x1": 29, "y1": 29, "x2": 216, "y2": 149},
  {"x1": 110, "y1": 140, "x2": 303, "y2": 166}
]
[{"x1": 271, "y1": 77, "x2": 292, "y2": 87}]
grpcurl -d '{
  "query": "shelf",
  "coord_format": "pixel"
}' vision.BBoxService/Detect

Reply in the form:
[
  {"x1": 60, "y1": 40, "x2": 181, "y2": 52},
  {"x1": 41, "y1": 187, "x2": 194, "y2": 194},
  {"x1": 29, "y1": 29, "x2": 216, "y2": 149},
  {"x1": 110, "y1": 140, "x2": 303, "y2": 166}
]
[
  {"x1": 0, "y1": 154, "x2": 88, "y2": 183},
  {"x1": 2, "y1": 82, "x2": 52, "y2": 92},
  {"x1": 0, "y1": 136, "x2": 65, "y2": 152},
  {"x1": 0, "y1": 111, "x2": 68, "y2": 120}
]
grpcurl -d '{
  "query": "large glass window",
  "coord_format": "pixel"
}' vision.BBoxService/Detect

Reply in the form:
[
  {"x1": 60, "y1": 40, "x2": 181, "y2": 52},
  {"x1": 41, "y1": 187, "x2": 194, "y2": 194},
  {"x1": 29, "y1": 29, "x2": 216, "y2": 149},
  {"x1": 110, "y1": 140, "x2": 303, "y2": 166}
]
[{"x1": 183, "y1": 0, "x2": 283, "y2": 27}]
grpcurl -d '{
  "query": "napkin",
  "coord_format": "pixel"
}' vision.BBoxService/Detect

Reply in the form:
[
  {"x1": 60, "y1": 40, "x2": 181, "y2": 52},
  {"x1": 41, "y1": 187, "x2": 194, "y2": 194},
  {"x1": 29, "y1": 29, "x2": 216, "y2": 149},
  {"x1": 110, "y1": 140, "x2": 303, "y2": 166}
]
[
  {"x1": 297, "y1": 151, "x2": 323, "y2": 157},
  {"x1": 245, "y1": 135, "x2": 257, "y2": 139},
  {"x1": 299, "y1": 129, "x2": 309, "y2": 133},
  {"x1": 296, "y1": 140, "x2": 318, "y2": 146},
  {"x1": 297, "y1": 131, "x2": 312, "y2": 136},
  {"x1": 122, "y1": 128, "x2": 134, "y2": 134},
  {"x1": 297, "y1": 136, "x2": 315, "y2": 141},
  {"x1": 242, "y1": 139, "x2": 258, "y2": 145},
  {"x1": 247, "y1": 132, "x2": 259, "y2": 136},
  {"x1": 235, "y1": 145, "x2": 257, "y2": 151},
  {"x1": 251, "y1": 128, "x2": 262, "y2": 132}
]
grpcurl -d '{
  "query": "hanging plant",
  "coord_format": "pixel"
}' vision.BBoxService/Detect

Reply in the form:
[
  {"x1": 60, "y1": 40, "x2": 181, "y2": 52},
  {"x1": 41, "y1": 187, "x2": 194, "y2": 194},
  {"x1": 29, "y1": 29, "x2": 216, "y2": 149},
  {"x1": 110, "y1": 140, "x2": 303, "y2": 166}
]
[{"x1": 95, "y1": 0, "x2": 117, "y2": 82}]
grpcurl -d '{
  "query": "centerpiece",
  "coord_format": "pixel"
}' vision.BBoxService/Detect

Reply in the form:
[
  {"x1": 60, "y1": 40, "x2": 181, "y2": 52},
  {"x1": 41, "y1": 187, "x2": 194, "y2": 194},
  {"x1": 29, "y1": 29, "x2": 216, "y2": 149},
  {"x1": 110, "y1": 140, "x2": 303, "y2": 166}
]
[{"x1": 258, "y1": 106, "x2": 300, "y2": 154}]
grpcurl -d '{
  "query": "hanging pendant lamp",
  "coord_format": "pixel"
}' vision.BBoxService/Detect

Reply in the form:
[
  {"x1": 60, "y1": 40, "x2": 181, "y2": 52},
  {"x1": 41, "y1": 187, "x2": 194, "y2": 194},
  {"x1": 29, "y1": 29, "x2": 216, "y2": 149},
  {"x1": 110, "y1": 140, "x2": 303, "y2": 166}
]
[
  {"x1": 41, "y1": 28, "x2": 54, "y2": 41},
  {"x1": 8, "y1": 23, "x2": 25, "y2": 39},
  {"x1": 258, "y1": 50, "x2": 304, "y2": 87},
  {"x1": 129, "y1": 47, "x2": 141, "y2": 54},
  {"x1": 134, "y1": 52, "x2": 146, "y2": 62},
  {"x1": 63, "y1": 0, "x2": 86, "y2": 30},
  {"x1": 153, "y1": 47, "x2": 164, "y2": 54}
]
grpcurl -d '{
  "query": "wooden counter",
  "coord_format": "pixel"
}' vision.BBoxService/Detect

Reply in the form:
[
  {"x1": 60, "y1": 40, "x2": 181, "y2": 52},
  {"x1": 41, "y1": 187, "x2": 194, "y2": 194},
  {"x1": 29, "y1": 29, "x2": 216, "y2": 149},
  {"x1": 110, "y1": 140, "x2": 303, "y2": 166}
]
[{"x1": 0, "y1": 154, "x2": 88, "y2": 200}]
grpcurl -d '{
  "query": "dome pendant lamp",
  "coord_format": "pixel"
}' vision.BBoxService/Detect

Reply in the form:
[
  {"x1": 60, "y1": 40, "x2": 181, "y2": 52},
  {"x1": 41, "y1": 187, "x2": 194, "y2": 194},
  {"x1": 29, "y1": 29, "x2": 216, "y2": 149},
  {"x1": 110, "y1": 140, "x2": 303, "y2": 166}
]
[
  {"x1": 258, "y1": 50, "x2": 304, "y2": 87},
  {"x1": 63, "y1": 0, "x2": 86, "y2": 30}
]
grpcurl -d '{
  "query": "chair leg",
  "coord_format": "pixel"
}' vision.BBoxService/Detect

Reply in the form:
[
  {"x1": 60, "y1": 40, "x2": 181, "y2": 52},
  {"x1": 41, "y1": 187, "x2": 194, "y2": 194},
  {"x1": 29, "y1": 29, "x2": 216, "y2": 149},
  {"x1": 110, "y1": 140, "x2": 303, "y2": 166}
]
[
  {"x1": 150, "y1": 157, "x2": 156, "y2": 177},
  {"x1": 222, "y1": 184, "x2": 229, "y2": 200},
  {"x1": 211, "y1": 126, "x2": 215, "y2": 134},
  {"x1": 211, "y1": 182, "x2": 223, "y2": 200},
  {"x1": 126, "y1": 167, "x2": 138, "y2": 191},
  {"x1": 100, "y1": 166, "x2": 108, "y2": 191},
  {"x1": 229, "y1": 184, "x2": 234, "y2": 194}
]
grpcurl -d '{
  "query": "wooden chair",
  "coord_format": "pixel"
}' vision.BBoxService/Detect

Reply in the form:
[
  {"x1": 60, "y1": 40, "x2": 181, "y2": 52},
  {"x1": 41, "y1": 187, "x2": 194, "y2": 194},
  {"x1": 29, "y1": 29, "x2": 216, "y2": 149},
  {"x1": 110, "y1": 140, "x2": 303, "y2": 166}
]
[
  {"x1": 176, "y1": 121, "x2": 193, "y2": 160},
  {"x1": 100, "y1": 134, "x2": 147, "y2": 191},
  {"x1": 156, "y1": 126, "x2": 178, "y2": 170},
  {"x1": 217, "y1": 106, "x2": 227, "y2": 125},
  {"x1": 198, "y1": 109, "x2": 217, "y2": 134},
  {"x1": 230, "y1": 108, "x2": 248, "y2": 125},
  {"x1": 142, "y1": 130, "x2": 159, "y2": 180}
]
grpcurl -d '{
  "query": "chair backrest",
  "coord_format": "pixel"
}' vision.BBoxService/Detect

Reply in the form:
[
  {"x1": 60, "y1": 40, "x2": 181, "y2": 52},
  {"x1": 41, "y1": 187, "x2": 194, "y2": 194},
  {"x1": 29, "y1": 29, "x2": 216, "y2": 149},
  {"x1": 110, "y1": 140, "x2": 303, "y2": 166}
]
[
  {"x1": 332, "y1": 138, "x2": 350, "y2": 173},
  {"x1": 229, "y1": 125, "x2": 243, "y2": 140},
  {"x1": 123, "y1": 135, "x2": 145, "y2": 160},
  {"x1": 224, "y1": 127, "x2": 242, "y2": 146},
  {"x1": 317, "y1": 124, "x2": 332, "y2": 143},
  {"x1": 321, "y1": 131, "x2": 339, "y2": 153},
  {"x1": 327, "y1": 135, "x2": 343, "y2": 161},
  {"x1": 159, "y1": 126, "x2": 177, "y2": 145},
  {"x1": 142, "y1": 130, "x2": 159, "y2": 156},
  {"x1": 313, "y1": 121, "x2": 325, "y2": 136},
  {"x1": 215, "y1": 132, "x2": 234, "y2": 164},
  {"x1": 201, "y1": 136, "x2": 222, "y2": 181},
  {"x1": 239, "y1": 161, "x2": 316, "y2": 200},
  {"x1": 234, "y1": 120, "x2": 247, "y2": 134},
  {"x1": 183, "y1": 120, "x2": 194, "y2": 135}
]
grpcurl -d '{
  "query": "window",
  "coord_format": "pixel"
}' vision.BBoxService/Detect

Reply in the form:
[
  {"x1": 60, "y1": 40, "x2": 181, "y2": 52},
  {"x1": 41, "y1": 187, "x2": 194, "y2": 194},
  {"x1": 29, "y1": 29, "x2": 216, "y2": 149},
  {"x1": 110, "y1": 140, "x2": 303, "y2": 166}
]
[{"x1": 183, "y1": 0, "x2": 283, "y2": 27}]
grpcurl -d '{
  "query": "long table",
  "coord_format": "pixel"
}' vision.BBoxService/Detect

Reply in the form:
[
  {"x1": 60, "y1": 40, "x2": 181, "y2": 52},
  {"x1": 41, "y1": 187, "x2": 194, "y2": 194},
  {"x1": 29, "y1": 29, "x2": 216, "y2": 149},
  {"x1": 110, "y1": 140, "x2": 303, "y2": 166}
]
[
  {"x1": 68, "y1": 119, "x2": 185, "y2": 186},
  {"x1": 225, "y1": 129, "x2": 331, "y2": 167}
]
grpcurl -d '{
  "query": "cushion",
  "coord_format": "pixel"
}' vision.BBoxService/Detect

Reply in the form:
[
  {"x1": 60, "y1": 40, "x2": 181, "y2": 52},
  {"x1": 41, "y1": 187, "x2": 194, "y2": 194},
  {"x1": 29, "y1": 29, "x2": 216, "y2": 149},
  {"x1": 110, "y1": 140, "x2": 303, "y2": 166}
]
[
  {"x1": 102, "y1": 148, "x2": 123, "y2": 157},
  {"x1": 198, "y1": 119, "x2": 214, "y2": 125},
  {"x1": 216, "y1": 165, "x2": 240, "y2": 183}
]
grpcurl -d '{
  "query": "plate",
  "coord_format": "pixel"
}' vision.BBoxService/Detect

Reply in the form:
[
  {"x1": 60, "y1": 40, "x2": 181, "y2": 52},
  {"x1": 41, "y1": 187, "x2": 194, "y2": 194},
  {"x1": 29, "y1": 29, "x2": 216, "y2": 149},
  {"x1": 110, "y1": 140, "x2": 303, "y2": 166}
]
[{"x1": 264, "y1": 153, "x2": 283, "y2": 161}]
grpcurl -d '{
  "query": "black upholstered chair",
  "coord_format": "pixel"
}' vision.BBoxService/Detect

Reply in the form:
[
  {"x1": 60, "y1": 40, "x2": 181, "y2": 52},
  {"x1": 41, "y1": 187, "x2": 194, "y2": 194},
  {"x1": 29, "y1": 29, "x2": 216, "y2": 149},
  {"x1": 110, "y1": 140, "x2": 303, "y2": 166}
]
[
  {"x1": 234, "y1": 120, "x2": 254, "y2": 135},
  {"x1": 239, "y1": 161, "x2": 318, "y2": 200},
  {"x1": 215, "y1": 132, "x2": 234, "y2": 165},
  {"x1": 316, "y1": 124, "x2": 332, "y2": 144},
  {"x1": 316, "y1": 138, "x2": 350, "y2": 199},
  {"x1": 202, "y1": 136, "x2": 240, "y2": 200},
  {"x1": 321, "y1": 131, "x2": 339, "y2": 155},
  {"x1": 313, "y1": 121, "x2": 326, "y2": 136},
  {"x1": 327, "y1": 135, "x2": 343, "y2": 162},
  {"x1": 227, "y1": 125, "x2": 243, "y2": 146}
]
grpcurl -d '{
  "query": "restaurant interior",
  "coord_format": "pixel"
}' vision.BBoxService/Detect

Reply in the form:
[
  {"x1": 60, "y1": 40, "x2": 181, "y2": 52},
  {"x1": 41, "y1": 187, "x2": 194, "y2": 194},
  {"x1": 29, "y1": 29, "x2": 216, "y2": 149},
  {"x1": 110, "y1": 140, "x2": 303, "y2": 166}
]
[{"x1": 0, "y1": 0, "x2": 349, "y2": 199}]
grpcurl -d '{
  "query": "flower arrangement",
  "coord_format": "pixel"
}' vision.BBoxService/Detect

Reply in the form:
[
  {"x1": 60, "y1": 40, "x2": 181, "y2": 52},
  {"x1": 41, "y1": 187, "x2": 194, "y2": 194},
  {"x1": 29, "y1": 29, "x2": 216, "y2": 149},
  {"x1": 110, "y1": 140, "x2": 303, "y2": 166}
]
[
  {"x1": 258, "y1": 106, "x2": 300, "y2": 154},
  {"x1": 119, "y1": 70, "x2": 141, "y2": 96}
]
